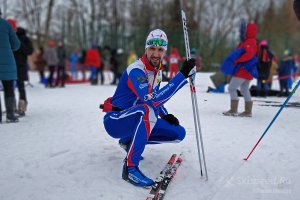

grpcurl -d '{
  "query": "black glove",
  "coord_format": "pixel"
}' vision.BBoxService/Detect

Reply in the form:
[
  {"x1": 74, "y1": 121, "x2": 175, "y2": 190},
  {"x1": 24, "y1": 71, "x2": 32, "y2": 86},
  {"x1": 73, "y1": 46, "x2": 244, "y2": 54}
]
[
  {"x1": 162, "y1": 114, "x2": 179, "y2": 126},
  {"x1": 180, "y1": 58, "x2": 196, "y2": 78}
]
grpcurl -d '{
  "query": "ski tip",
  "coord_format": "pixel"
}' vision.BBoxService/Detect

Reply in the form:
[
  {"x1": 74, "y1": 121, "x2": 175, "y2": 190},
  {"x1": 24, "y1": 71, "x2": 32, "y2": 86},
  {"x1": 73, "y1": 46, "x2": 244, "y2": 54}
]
[{"x1": 243, "y1": 158, "x2": 248, "y2": 161}]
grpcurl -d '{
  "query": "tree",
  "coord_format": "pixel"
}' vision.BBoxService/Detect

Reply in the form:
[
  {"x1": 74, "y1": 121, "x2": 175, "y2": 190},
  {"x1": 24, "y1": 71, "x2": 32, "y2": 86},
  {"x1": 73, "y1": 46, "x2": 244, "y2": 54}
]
[{"x1": 44, "y1": 0, "x2": 55, "y2": 42}]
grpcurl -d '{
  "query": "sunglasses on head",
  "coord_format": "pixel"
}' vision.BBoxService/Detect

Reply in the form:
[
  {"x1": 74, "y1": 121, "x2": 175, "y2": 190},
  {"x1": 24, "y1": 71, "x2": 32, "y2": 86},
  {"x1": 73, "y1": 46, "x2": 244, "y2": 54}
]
[{"x1": 146, "y1": 38, "x2": 167, "y2": 47}]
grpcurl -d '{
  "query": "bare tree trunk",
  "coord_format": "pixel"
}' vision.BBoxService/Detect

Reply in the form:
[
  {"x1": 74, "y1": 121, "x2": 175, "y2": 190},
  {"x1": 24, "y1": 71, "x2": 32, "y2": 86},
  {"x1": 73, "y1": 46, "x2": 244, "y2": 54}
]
[
  {"x1": 89, "y1": 0, "x2": 96, "y2": 44},
  {"x1": 44, "y1": 0, "x2": 55, "y2": 41}
]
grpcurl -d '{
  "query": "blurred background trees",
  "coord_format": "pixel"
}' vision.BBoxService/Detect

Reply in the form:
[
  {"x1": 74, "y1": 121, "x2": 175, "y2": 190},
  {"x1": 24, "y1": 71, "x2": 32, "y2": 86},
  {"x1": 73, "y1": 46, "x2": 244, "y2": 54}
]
[{"x1": 1, "y1": 0, "x2": 299, "y2": 71}]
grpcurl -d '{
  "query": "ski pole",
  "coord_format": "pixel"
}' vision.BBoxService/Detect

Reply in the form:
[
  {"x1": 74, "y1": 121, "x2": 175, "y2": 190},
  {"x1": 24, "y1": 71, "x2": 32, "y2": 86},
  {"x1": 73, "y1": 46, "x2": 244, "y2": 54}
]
[
  {"x1": 244, "y1": 79, "x2": 300, "y2": 161},
  {"x1": 181, "y1": 9, "x2": 208, "y2": 180}
]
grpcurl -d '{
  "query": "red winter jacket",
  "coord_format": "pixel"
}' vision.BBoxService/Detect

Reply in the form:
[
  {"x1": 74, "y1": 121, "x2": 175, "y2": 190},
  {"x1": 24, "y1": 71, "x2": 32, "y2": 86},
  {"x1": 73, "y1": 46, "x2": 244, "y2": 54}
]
[
  {"x1": 234, "y1": 22, "x2": 258, "y2": 80},
  {"x1": 85, "y1": 48, "x2": 101, "y2": 68},
  {"x1": 168, "y1": 47, "x2": 183, "y2": 69}
]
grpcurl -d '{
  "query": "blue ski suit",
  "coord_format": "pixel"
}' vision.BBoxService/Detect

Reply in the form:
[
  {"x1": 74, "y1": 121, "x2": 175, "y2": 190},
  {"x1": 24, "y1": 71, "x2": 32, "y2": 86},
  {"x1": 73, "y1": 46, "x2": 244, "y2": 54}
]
[{"x1": 103, "y1": 55, "x2": 187, "y2": 167}]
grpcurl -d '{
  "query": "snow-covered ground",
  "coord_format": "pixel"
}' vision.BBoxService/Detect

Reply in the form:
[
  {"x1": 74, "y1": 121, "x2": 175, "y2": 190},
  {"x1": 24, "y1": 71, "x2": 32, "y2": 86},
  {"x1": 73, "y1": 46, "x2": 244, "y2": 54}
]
[{"x1": 0, "y1": 71, "x2": 299, "y2": 200}]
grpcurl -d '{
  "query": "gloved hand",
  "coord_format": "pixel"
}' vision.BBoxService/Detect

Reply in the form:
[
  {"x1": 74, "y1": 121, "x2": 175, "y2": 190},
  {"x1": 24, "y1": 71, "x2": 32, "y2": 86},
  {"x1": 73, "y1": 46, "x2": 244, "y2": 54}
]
[
  {"x1": 162, "y1": 114, "x2": 179, "y2": 126},
  {"x1": 180, "y1": 58, "x2": 196, "y2": 78}
]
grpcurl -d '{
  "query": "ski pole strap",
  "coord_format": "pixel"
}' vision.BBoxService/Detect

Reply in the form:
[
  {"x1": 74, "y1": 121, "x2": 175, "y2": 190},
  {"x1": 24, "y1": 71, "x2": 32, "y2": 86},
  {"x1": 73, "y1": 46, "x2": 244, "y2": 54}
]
[{"x1": 99, "y1": 97, "x2": 123, "y2": 112}]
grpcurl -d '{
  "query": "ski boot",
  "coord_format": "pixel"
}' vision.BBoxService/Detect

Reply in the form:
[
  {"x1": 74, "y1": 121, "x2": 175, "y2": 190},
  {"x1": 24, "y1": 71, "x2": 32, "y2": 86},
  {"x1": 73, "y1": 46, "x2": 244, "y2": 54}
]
[{"x1": 122, "y1": 161, "x2": 154, "y2": 188}]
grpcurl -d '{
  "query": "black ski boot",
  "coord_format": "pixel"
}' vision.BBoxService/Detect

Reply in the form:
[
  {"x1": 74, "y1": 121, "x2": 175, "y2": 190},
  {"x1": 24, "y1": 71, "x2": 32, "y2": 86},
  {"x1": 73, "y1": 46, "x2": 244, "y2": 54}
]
[
  {"x1": 5, "y1": 97, "x2": 19, "y2": 123},
  {"x1": 122, "y1": 159, "x2": 154, "y2": 188}
]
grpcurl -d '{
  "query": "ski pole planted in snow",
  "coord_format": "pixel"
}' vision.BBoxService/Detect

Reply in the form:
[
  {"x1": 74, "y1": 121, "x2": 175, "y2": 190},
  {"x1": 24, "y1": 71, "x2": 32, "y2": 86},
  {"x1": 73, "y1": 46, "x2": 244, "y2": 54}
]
[
  {"x1": 244, "y1": 80, "x2": 300, "y2": 161},
  {"x1": 181, "y1": 9, "x2": 208, "y2": 180}
]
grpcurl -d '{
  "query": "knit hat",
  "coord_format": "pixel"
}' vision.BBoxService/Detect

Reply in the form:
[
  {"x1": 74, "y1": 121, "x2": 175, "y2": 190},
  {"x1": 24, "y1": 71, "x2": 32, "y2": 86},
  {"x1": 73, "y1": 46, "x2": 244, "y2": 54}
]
[
  {"x1": 245, "y1": 22, "x2": 258, "y2": 39},
  {"x1": 260, "y1": 40, "x2": 268, "y2": 46},
  {"x1": 145, "y1": 29, "x2": 168, "y2": 51}
]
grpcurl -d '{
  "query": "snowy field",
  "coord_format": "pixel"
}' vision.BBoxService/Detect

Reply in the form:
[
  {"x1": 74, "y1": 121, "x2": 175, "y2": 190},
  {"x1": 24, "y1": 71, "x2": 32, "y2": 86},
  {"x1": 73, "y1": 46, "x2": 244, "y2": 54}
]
[{"x1": 0, "y1": 71, "x2": 300, "y2": 200}]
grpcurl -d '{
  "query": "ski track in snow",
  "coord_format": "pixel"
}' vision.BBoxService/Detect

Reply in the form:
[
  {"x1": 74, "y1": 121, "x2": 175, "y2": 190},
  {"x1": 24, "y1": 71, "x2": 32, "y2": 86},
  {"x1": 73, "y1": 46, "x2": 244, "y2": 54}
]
[{"x1": 0, "y1": 72, "x2": 299, "y2": 200}]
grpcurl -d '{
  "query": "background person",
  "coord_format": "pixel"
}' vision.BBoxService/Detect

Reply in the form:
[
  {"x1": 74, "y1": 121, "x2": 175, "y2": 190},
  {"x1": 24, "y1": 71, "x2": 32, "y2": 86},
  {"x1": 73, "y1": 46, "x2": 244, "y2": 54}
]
[{"x1": 0, "y1": 16, "x2": 20, "y2": 123}]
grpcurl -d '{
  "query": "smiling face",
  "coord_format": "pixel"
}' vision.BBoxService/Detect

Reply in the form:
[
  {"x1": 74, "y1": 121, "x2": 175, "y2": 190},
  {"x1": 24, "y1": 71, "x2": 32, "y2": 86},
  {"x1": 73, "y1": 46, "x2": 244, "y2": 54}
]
[{"x1": 145, "y1": 46, "x2": 166, "y2": 68}]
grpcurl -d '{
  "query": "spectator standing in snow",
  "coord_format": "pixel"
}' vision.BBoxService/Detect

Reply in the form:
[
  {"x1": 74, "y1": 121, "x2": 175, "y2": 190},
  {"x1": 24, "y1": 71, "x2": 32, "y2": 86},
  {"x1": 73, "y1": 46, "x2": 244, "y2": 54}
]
[
  {"x1": 190, "y1": 48, "x2": 202, "y2": 72},
  {"x1": 34, "y1": 47, "x2": 46, "y2": 84},
  {"x1": 127, "y1": 49, "x2": 138, "y2": 66},
  {"x1": 69, "y1": 48, "x2": 80, "y2": 81},
  {"x1": 222, "y1": 21, "x2": 258, "y2": 117},
  {"x1": 278, "y1": 50, "x2": 295, "y2": 97},
  {"x1": 56, "y1": 41, "x2": 67, "y2": 87},
  {"x1": 100, "y1": 29, "x2": 196, "y2": 188},
  {"x1": 256, "y1": 40, "x2": 273, "y2": 97},
  {"x1": 43, "y1": 40, "x2": 58, "y2": 88},
  {"x1": 267, "y1": 56, "x2": 278, "y2": 90},
  {"x1": 85, "y1": 45, "x2": 101, "y2": 85},
  {"x1": 13, "y1": 27, "x2": 33, "y2": 116},
  {"x1": 0, "y1": 16, "x2": 20, "y2": 123},
  {"x1": 110, "y1": 48, "x2": 121, "y2": 85},
  {"x1": 78, "y1": 49, "x2": 87, "y2": 81}
]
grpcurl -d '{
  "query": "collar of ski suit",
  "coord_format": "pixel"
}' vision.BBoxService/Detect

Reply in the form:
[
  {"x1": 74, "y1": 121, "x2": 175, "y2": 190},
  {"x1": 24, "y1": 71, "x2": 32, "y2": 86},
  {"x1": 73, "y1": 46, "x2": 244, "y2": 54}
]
[{"x1": 141, "y1": 54, "x2": 161, "y2": 73}]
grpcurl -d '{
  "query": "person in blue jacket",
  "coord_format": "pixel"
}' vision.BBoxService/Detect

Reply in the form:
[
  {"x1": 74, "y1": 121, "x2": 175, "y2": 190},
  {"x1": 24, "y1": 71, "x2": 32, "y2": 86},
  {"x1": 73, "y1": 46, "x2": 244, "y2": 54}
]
[
  {"x1": 221, "y1": 21, "x2": 258, "y2": 117},
  {"x1": 278, "y1": 50, "x2": 295, "y2": 96},
  {"x1": 0, "y1": 14, "x2": 20, "y2": 123},
  {"x1": 101, "y1": 29, "x2": 196, "y2": 187}
]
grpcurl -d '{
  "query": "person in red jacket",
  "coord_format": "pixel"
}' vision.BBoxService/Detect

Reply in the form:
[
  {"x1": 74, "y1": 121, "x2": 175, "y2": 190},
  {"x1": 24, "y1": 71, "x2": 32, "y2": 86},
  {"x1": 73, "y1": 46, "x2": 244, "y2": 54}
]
[
  {"x1": 223, "y1": 21, "x2": 258, "y2": 117},
  {"x1": 168, "y1": 47, "x2": 183, "y2": 79},
  {"x1": 85, "y1": 45, "x2": 101, "y2": 85}
]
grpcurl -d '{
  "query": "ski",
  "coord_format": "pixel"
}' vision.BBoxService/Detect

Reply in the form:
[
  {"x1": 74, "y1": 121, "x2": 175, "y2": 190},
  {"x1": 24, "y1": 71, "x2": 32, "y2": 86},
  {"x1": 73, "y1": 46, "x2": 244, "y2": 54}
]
[
  {"x1": 155, "y1": 154, "x2": 183, "y2": 200},
  {"x1": 146, "y1": 154, "x2": 178, "y2": 200}
]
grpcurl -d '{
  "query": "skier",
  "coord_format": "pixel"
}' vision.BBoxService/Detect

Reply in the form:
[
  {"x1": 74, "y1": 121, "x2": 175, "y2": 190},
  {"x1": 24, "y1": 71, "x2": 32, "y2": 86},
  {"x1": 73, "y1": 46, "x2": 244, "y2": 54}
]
[
  {"x1": 168, "y1": 47, "x2": 183, "y2": 79},
  {"x1": 101, "y1": 29, "x2": 196, "y2": 187}
]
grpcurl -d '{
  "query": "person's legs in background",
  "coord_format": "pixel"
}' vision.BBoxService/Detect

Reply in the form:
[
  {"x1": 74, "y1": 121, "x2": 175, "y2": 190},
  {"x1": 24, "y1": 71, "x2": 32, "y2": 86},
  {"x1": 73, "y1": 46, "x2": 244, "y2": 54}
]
[
  {"x1": 239, "y1": 79, "x2": 253, "y2": 117},
  {"x1": 47, "y1": 65, "x2": 55, "y2": 87},
  {"x1": 223, "y1": 77, "x2": 242, "y2": 116},
  {"x1": 16, "y1": 79, "x2": 27, "y2": 116},
  {"x1": 2, "y1": 80, "x2": 19, "y2": 122}
]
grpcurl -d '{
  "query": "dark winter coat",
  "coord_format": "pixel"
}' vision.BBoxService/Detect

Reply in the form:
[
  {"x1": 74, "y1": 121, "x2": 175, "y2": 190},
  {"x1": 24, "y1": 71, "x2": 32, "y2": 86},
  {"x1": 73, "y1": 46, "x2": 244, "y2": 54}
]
[
  {"x1": 294, "y1": 0, "x2": 300, "y2": 21},
  {"x1": 13, "y1": 27, "x2": 34, "y2": 81},
  {"x1": 257, "y1": 45, "x2": 273, "y2": 80},
  {"x1": 57, "y1": 45, "x2": 66, "y2": 67},
  {"x1": 278, "y1": 56, "x2": 295, "y2": 77},
  {"x1": 110, "y1": 49, "x2": 119, "y2": 70},
  {"x1": 0, "y1": 17, "x2": 20, "y2": 80}
]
